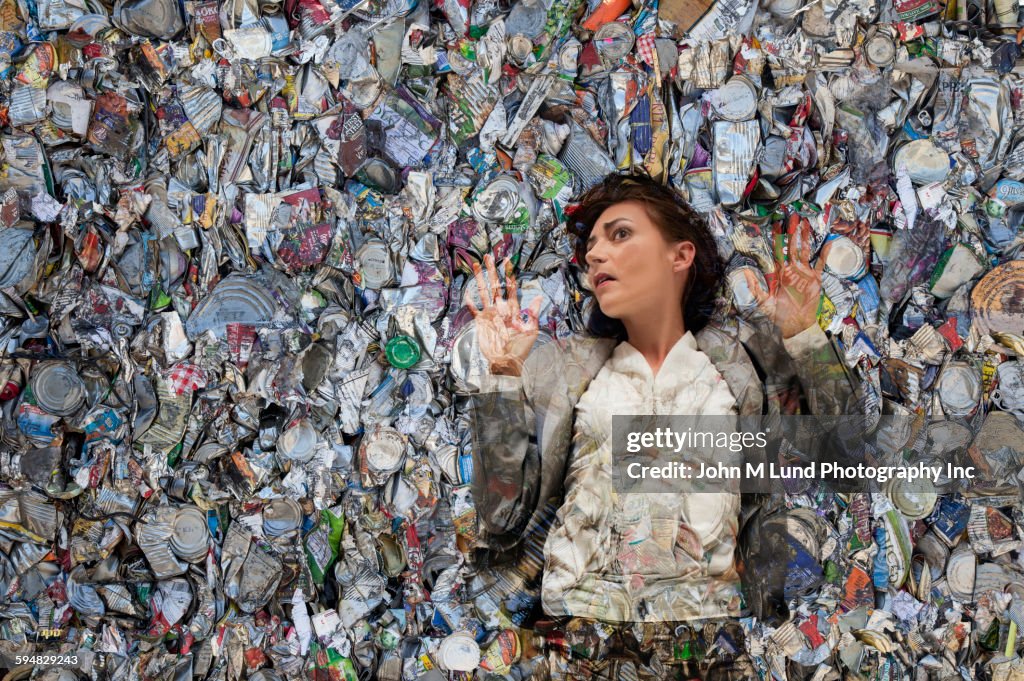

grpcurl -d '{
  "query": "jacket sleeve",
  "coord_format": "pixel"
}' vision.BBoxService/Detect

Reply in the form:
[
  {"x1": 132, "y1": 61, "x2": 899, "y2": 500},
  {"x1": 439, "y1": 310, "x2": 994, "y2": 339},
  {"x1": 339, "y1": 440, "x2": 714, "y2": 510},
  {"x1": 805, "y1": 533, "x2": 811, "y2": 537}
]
[
  {"x1": 780, "y1": 323, "x2": 863, "y2": 418},
  {"x1": 465, "y1": 335, "x2": 611, "y2": 562},
  {"x1": 736, "y1": 322, "x2": 870, "y2": 624},
  {"x1": 467, "y1": 371, "x2": 540, "y2": 553}
]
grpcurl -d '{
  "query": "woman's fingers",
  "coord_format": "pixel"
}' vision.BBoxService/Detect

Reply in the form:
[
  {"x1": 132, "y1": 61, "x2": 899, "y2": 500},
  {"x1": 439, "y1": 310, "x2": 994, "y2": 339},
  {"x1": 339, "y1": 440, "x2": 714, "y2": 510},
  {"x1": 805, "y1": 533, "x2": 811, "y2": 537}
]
[
  {"x1": 784, "y1": 213, "x2": 800, "y2": 265},
  {"x1": 743, "y1": 268, "x2": 771, "y2": 306},
  {"x1": 485, "y1": 253, "x2": 501, "y2": 303},
  {"x1": 505, "y1": 258, "x2": 520, "y2": 316},
  {"x1": 799, "y1": 217, "x2": 812, "y2": 266},
  {"x1": 472, "y1": 261, "x2": 492, "y2": 310},
  {"x1": 814, "y1": 240, "x2": 832, "y2": 276},
  {"x1": 510, "y1": 297, "x2": 541, "y2": 333}
]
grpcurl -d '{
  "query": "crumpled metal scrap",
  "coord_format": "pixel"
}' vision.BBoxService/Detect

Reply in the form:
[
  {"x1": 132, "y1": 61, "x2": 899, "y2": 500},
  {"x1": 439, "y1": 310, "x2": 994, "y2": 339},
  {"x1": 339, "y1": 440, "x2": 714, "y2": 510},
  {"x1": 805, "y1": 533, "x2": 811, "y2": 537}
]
[{"x1": 0, "y1": 0, "x2": 1022, "y2": 678}]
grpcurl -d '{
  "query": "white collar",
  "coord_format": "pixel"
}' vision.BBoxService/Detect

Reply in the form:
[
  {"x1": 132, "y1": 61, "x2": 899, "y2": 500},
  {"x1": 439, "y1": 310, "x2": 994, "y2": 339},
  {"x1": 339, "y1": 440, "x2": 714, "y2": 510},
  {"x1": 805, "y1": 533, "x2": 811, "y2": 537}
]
[{"x1": 610, "y1": 331, "x2": 700, "y2": 385}]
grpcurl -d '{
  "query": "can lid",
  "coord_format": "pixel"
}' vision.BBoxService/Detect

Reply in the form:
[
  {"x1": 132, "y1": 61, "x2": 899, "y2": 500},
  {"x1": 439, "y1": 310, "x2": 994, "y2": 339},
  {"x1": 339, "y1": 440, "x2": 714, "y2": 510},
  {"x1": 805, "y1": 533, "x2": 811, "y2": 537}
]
[
  {"x1": 472, "y1": 177, "x2": 521, "y2": 223},
  {"x1": 946, "y1": 547, "x2": 976, "y2": 600},
  {"x1": 887, "y1": 477, "x2": 937, "y2": 521},
  {"x1": 713, "y1": 76, "x2": 758, "y2": 122},
  {"x1": 356, "y1": 239, "x2": 395, "y2": 290},
  {"x1": 385, "y1": 335, "x2": 421, "y2": 369},
  {"x1": 938, "y1": 364, "x2": 981, "y2": 415},
  {"x1": 823, "y1": 236, "x2": 867, "y2": 280},
  {"x1": 507, "y1": 34, "x2": 533, "y2": 63},
  {"x1": 361, "y1": 426, "x2": 406, "y2": 473},
  {"x1": 592, "y1": 21, "x2": 634, "y2": 61},
  {"x1": 865, "y1": 33, "x2": 896, "y2": 66},
  {"x1": 278, "y1": 420, "x2": 318, "y2": 462},
  {"x1": 264, "y1": 498, "x2": 303, "y2": 537},
  {"x1": 436, "y1": 632, "x2": 481, "y2": 671},
  {"x1": 170, "y1": 506, "x2": 209, "y2": 560},
  {"x1": 768, "y1": 0, "x2": 803, "y2": 18},
  {"x1": 892, "y1": 139, "x2": 950, "y2": 185},
  {"x1": 30, "y1": 362, "x2": 86, "y2": 416}
]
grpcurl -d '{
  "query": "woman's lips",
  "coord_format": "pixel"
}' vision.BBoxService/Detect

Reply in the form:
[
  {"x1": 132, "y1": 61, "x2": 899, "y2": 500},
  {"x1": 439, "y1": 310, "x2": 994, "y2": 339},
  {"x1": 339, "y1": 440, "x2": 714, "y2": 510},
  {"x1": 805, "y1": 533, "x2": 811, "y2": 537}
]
[{"x1": 596, "y1": 278, "x2": 616, "y2": 289}]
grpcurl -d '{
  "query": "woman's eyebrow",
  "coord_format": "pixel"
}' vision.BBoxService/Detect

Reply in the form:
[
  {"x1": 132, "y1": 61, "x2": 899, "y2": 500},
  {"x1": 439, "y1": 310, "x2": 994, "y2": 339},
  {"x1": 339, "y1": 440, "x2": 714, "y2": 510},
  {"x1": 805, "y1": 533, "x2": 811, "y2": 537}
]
[{"x1": 586, "y1": 217, "x2": 632, "y2": 248}]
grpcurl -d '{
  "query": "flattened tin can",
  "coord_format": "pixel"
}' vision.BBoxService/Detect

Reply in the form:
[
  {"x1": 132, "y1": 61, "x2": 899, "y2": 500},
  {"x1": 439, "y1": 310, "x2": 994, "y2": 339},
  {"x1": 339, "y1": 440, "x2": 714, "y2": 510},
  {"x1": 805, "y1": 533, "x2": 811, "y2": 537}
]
[
  {"x1": 593, "y1": 21, "x2": 634, "y2": 61},
  {"x1": 937, "y1": 362, "x2": 982, "y2": 417},
  {"x1": 170, "y1": 506, "x2": 209, "y2": 563},
  {"x1": 277, "y1": 419, "x2": 319, "y2": 463},
  {"x1": 892, "y1": 139, "x2": 950, "y2": 185},
  {"x1": 471, "y1": 176, "x2": 521, "y2": 223},
  {"x1": 263, "y1": 498, "x2": 303, "y2": 537},
  {"x1": 359, "y1": 425, "x2": 407, "y2": 487},
  {"x1": 946, "y1": 545, "x2": 976, "y2": 601},
  {"x1": 436, "y1": 631, "x2": 481, "y2": 671},
  {"x1": 823, "y1": 235, "x2": 868, "y2": 280},
  {"x1": 712, "y1": 119, "x2": 760, "y2": 207},
  {"x1": 356, "y1": 239, "x2": 395, "y2": 289},
  {"x1": 864, "y1": 33, "x2": 896, "y2": 67},
  {"x1": 184, "y1": 276, "x2": 276, "y2": 340},
  {"x1": 712, "y1": 76, "x2": 758, "y2": 121},
  {"x1": 30, "y1": 362, "x2": 86, "y2": 417}
]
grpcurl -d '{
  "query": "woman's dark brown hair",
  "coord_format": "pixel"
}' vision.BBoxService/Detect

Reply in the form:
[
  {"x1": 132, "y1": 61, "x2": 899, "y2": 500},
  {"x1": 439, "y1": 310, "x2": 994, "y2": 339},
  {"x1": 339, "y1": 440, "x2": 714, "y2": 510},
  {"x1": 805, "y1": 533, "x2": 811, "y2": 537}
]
[{"x1": 567, "y1": 172, "x2": 726, "y2": 340}]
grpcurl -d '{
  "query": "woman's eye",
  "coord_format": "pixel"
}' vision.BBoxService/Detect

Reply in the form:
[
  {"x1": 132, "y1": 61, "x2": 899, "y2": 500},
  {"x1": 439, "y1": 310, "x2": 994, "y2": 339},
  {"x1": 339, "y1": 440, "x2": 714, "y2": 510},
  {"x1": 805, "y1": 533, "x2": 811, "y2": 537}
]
[{"x1": 615, "y1": 228, "x2": 629, "y2": 239}]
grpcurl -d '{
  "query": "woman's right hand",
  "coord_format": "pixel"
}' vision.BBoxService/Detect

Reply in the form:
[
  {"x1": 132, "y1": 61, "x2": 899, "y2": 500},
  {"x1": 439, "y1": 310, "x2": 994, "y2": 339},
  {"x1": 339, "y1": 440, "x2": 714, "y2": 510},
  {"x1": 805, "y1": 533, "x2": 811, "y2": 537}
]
[{"x1": 466, "y1": 253, "x2": 542, "y2": 377}]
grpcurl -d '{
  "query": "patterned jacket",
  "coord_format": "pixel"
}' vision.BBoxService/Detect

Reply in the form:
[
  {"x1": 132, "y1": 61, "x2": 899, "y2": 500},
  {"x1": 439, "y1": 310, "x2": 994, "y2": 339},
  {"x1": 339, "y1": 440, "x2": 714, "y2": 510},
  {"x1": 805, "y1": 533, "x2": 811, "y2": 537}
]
[{"x1": 467, "y1": 316, "x2": 865, "y2": 621}]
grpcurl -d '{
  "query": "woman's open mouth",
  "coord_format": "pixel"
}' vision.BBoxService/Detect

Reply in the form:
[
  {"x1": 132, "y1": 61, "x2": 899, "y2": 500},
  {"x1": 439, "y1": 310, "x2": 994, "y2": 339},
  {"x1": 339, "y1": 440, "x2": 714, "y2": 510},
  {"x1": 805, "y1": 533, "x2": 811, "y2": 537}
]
[{"x1": 594, "y1": 273, "x2": 617, "y2": 289}]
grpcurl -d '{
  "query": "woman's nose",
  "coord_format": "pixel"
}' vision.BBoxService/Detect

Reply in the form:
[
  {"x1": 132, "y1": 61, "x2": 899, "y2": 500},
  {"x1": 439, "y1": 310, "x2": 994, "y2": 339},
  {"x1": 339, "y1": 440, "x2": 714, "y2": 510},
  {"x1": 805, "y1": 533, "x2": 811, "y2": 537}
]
[{"x1": 585, "y1": 242, "x2": 607, "y2": 268}]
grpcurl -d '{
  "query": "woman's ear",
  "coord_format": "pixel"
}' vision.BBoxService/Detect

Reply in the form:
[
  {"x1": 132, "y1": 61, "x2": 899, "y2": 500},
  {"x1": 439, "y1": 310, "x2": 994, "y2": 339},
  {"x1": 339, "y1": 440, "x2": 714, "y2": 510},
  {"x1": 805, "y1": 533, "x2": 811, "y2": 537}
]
[{"x1": 672, "y1": 241, "x2": 696, "y2": 273}]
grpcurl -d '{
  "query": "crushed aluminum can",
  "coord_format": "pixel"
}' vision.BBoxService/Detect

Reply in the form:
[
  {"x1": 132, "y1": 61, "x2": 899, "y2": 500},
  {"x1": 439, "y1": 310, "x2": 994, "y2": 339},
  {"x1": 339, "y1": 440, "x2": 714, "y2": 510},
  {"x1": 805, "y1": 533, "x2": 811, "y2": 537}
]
[
  {"x1": 169, "y1": 506, "x2": 210, "y2": 563},
  {"x1": 28, "y1": 361, "x2": 86, "y2": 417},
  {"x1": 356, "y1": 238, "x2": 395, "y2": 289},
  {"x1": 864, "y1": 32, "x2": 897, "y2": 67},
  {"x1": 263, "y1": 497, "x2": 303, "y2": 537},
  {"x1": 823, "y1": 235, "x2": 868, "y2": 281},
  {"x1": 937, "y1": 362, "x2": 982, "y2": 418},
  {"x1": 946, "y1": 545, "x2": 977, "y2": 602},
  {"x1": 712, "y1": 119, "x2": 760, "y2": 207},
  {"x1": 184, "y1": 276, "x2": 278, "y2": 340},
  {"x1": 277, "y1": 419, "x2": 320, "y2": 463},
  {"x1": 471, "y1": 176, "x2": 522, "y2": 224},
  {"x1": 892, "y1": 139, "x2": 951, "y2": 185},
  {"x1": 711, "y1": 75, "x2": 759, "y2": 122},
  {"x1": 435, "y1": 631, "x2": 482, "y2": 671},
  {"x1": 358, "y1": 425, "x2": 407, "y2": 487},
  {"x1": 592, "y1": 21, "x2": 634, "y2": 62},
  {"x1": 112, "y1": 0, "x2": 184, "y2": 40}
]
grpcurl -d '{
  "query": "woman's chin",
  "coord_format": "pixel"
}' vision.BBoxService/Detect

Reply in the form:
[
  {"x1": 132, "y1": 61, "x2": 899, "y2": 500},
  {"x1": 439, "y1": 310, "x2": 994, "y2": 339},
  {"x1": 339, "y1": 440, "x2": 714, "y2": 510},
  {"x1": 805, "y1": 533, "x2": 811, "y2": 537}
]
[{"x1": 595, "y1": 300, "x2": 624, "y2": 319}]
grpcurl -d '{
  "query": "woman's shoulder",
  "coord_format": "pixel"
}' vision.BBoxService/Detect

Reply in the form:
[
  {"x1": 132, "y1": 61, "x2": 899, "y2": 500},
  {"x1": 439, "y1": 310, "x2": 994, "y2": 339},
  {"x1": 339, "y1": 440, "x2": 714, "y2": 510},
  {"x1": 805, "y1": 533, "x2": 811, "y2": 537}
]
[
  {"x1": 693, "y1": 319, "x2": 766, "y2": 416},
  {"x1": 514, "y1": 333, "x2": 617, "y2": 410}
]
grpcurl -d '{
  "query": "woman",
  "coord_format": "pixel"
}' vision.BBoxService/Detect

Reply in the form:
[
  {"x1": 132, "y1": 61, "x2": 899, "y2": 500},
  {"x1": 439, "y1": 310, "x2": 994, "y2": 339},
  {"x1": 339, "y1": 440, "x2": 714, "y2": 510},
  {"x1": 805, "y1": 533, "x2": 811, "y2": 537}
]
[{"x1": 465, "y1": 173, "x2": 862, "y2": 680}]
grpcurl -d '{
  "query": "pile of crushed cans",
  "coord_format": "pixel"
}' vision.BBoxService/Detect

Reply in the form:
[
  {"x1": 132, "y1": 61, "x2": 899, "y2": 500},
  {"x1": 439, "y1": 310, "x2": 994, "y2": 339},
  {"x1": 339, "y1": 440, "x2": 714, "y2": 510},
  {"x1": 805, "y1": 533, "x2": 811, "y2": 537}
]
[{"x1": 0, "y1": 0, "x2": 1023, "y2": 677}]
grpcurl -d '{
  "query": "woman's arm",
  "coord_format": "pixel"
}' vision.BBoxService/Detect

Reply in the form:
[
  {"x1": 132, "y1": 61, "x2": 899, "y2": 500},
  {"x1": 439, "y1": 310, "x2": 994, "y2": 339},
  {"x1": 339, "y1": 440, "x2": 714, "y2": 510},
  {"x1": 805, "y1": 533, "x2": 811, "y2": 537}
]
[
  {"x1": 781, "y1": 322, "x2": 864, "y2": 418},
  {"x1": 467, "y1": 372, "x2": 540, "y2": 550},
  {"x1": 466, "y1": 335, "x2": 614, "y2": 562}
]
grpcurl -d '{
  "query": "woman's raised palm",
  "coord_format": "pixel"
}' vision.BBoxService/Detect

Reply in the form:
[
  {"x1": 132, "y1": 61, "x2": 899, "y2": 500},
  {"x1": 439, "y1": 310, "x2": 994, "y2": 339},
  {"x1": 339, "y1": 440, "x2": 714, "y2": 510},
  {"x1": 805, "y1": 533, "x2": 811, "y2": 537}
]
[
  {"x1": 465, "y1": 254, "x2": 542, "y2": 376},
  {"x1": 743, "y1": 213, "x2": 831, "y2": 339}
]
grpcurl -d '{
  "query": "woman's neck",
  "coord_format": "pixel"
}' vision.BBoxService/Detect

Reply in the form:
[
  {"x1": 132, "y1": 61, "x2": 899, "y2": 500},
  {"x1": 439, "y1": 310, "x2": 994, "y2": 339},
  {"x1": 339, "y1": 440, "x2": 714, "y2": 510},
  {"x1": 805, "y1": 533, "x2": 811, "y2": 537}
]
[{"x1": 622, "y1": 316, "x2": 687, "y2": 379}]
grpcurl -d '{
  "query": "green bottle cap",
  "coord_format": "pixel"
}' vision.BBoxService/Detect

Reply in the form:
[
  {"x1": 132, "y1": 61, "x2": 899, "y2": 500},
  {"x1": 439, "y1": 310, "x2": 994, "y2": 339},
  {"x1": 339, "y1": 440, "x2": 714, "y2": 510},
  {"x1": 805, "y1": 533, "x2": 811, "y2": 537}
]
[{"x1": 385, "y1": 335, "x2": 421, "y2": 369}]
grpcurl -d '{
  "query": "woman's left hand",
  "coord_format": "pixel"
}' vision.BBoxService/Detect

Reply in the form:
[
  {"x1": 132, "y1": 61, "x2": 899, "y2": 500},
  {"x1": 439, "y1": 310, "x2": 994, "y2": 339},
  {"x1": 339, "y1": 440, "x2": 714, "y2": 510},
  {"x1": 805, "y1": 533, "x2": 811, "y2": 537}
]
[{"x1": 742, "y1": 213, "x2": 831, "y2": 339}]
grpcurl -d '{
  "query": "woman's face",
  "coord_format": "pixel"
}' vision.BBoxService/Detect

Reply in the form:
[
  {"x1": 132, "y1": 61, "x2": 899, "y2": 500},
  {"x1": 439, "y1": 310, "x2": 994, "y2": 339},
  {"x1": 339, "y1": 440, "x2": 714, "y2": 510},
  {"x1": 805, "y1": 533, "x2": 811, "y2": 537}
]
[{"x1": 584, "y1": 200, "x2": 693, "y2": 321}]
